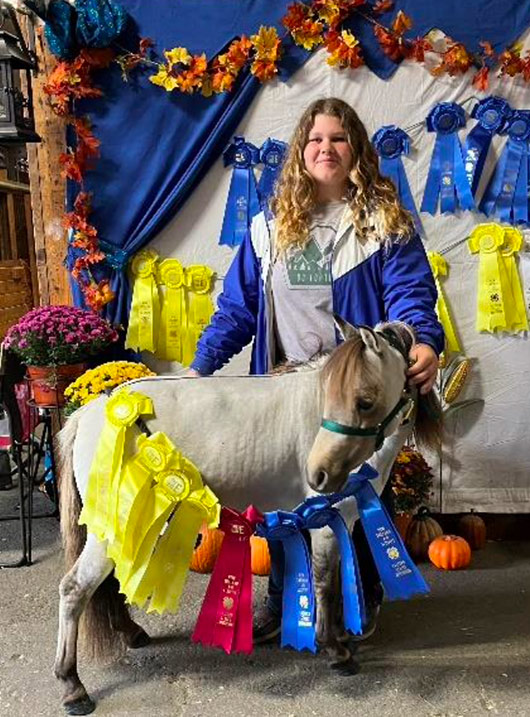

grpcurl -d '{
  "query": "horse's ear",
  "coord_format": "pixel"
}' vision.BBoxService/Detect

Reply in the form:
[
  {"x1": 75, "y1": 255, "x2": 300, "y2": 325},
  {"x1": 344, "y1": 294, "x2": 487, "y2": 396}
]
[
  {"x1": 358, "y1": 326, "x2": 381, "y2": 354},
  {"x1": 334, "y1": 314, "x2": 358, "y2": 341}
]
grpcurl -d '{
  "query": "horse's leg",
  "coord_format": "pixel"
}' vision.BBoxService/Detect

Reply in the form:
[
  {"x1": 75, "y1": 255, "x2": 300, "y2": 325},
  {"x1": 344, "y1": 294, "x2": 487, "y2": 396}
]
[
  {"x1": 54, "y1": 535, "x2": 113, "y2": 715},
  {"x1": 107, "y1": 580, "x2": 150, "y2": 649}
]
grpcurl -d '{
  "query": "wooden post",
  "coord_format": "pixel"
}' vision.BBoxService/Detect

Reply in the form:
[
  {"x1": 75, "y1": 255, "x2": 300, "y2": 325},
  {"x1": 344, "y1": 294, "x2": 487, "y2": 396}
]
[{"x1": 25, "y1": 23, "x2": 71, "y2": 306}]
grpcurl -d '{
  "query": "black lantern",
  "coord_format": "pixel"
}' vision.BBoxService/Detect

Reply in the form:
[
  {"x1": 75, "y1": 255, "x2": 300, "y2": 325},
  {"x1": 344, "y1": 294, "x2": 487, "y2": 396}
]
[{"x1": 0, "y1": 1, "x2": 40, "y2": 143}]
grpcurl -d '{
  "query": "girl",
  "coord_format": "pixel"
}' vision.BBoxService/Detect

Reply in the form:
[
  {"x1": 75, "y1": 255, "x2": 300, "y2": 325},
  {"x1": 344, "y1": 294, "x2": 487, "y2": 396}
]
[{"x1": 189, "y1": 97, "x2": 444, "y2": 643}]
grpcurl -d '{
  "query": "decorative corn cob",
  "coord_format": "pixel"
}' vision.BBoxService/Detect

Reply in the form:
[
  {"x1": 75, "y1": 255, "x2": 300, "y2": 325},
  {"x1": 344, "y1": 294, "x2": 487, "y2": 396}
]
[
  {"x1": 443, "y1": 358, "x2": 471, "y2": 404},
  {"x1": 438, "y1": 353, "x2": 447, "y2": 369}
]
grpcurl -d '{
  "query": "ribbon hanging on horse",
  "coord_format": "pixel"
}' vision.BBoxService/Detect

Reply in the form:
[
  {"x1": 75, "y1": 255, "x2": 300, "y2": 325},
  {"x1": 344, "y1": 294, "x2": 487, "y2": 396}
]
[
  {"x1": 219, "y1": 136, "x2": 261, "y2": 247},
  {"x1": 157, "y1": 259, "x2": 186, "y2": 362},
  {"x1": 479, "y1": 111, "x2": 530, "y2": 225},
  {"x1": 125, "y1": 249, "x2": 160, "y2": 353},
  {"x1": 330, "y1": 464, "x2": 430, "y2": 601},
  {"x1": 372, "y1": 125, "x2": 424, "y2": 236},
  {"x1": 257, "y1": 138, "x2": 288, "y2": 212},
  {"x1": 463, "y1": 96, "x2": 512, "y2": 197},
  {"x1": 79, "y1": 388, "x2": 153, "y2": 542},
  {"x1": 193, "y1": 505, "x2": 264, "y2": 654},
  {"x1": 181, "y1": 265, "x2": 215, "y2": 366},
  {"x1": 257, "y1": 511, "x2": 317, "y2": 653},
  {"x1": 427, "y1": 252, "x2": 462, "y2": 354},
  {"x1": 421, "y1": 103, "x2": 475, "y2": 215},
  {"x1": 294, "y1": 494, "x2": 365, "y2": 636}
]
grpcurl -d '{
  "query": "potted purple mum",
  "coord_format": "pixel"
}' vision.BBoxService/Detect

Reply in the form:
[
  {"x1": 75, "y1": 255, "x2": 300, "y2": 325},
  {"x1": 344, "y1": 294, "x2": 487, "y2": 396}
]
[{"x1": 2, "y1": 305, "x2": 119, "y2": 406}]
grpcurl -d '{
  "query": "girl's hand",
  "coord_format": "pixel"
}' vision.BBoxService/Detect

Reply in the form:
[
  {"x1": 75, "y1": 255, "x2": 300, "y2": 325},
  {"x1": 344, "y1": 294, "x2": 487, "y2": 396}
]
[
  {"x1": 185, "y1": 369, "x2": 202, "y2": 378},
  {"x1": 407, "y1": 343, "x2": 438, "y2": 394}
]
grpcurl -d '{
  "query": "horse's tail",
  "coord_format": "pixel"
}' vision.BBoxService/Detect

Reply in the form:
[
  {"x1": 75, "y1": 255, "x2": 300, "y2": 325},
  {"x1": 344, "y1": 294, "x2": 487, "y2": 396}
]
[
  {"x1": 57, "y1": 404, "x2": 129, "y2": 661},
  {"x1": 414, "y1": 389, "x2": 443, "y2": 451}
]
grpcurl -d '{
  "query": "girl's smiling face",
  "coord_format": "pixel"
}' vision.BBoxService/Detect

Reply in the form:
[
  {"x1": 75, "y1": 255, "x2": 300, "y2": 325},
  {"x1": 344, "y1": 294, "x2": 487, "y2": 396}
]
[{"x1": 303, "y1": 113, "x2": 354, "y2": 201}]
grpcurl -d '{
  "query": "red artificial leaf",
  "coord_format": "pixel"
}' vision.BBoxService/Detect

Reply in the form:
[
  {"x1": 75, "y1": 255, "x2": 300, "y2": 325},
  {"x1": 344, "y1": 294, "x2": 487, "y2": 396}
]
[
  {"x1": 373, "y1": 25, "x2": 405, "y2": 61},
  {"x1": 139, "y1": 37, "x2": 154, "y2": 55},
  {"x1": 282, "y1": 2, "x2": 309, "y2": 32},
  {"x1": 405, "y1": 36, "x2": 432, "y2": 62},
  {"x1": 479, "y1": 41, "x2": 495, "y2": 58},
  {"x1": 498, "y1": 49, "x2": 524, "y2": 77},
  {"x1": 373, "y1": 0, "x2": 394, "y2": 14},
  {"x1": 472, "y1": 66, "x2": 489, "y2": 92},
  {"x1": 392, "y1": 10, "x2": 412, "y2": 36}
]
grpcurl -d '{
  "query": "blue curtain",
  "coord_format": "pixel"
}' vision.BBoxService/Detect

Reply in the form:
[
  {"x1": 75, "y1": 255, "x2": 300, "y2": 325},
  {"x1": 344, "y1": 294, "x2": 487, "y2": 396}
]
[{"x1": 68, "y1": 0, "x2": 530, "y2": 324}]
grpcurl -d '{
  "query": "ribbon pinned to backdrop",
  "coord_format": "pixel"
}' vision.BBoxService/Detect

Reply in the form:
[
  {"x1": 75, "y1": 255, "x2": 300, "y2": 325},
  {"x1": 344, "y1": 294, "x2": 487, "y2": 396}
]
[
  {"x1": 372, "y1": 125, "x2": 423, "y2": 236},
  {"x1": 421, "y1": 103, "x2": 475, "y2": 215},
  {"x1": 219, "y1": 136, "x2": 261, "y2": 247},
  {"x1": 479, "y1": 111, "x2": 530, "y2": 225},
  {"x1": 468, "y1": 224, "x2": 528, "y2": 333},
  {"x1": 125, "y1": 249, "x2": 160, "y2": 353},
  {"x1": 463, "y1": 96, "x2": 512, "y2": 197},
  {"x1": 256, "y1": 511, "x2": 316, "y2": 653},
  {"x1": 427, "y1": 252, "x2": 462, "y2": 354},
  {"x1": 182, "y1": 265, "x2": 215, "y2": 366},
  {"x1": 193, "y1": 505, "x2": 264, "y2": 655},
  {"x1": 329, "y1": 464, "x2": 429, "y2": 601},
  {"x1": 257, "y1": 138, "x2": 288, "y2": 212},
  {"x1": 158, "y1": 259, "x2": 186, "y2": 362}
]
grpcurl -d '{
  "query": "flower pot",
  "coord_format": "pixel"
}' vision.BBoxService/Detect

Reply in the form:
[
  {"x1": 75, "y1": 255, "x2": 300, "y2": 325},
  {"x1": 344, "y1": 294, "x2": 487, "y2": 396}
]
[
  {"x1": 394, "y1": 512, "x2": 413, "y2": 541},
  {"x1": 27, "y1": 364, "x2": 87, "y2": 407}
]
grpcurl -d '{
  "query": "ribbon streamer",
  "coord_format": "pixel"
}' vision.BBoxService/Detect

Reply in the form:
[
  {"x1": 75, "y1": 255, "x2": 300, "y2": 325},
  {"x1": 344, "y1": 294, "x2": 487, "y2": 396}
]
[
  {"x1": 329, "y1": 465, "x2": 429, "y2": 601},
  {"x1": 125, "y1": 249, "x2": 160, "y2": 353},
  {"x1": 479, "y1": 111, "x2": 530, "y2": 225},
  {"x1": 427, "y1": 252, "x2": 462, "y2": 353},
  {"x1": 501, "y1": 227, "x2": 529, "y2": 332},
  {"x1": 463, "y1": 96, "x2": 512, "y2": 197},
  {"x1": 372, "y1": 125, "x2": 424, "y2": 236},
  {"x1": 79, "y1": 388, "x2": 153, "y2": 542},
  {"x1": 158, "y1": 259, "x2": 186, "y2": 362},
  {"x1": 193, "y1": 505, "x2": 264, "y2": 654},
  {"x1": 421, "y1": 103, "x2": 475, "y2": 215},
  {"x1": 257, "y1": 138, "x2": 288, "y2": 212},
  {"x1": 219, "y1": 136, "x2": 261, "y2": 247},
  {"x1": 257, "y1": 511, "x2": 316, "y2": 653},
  {"x1": 182, "y1": 265, "x2": 215, "y2": 366}
]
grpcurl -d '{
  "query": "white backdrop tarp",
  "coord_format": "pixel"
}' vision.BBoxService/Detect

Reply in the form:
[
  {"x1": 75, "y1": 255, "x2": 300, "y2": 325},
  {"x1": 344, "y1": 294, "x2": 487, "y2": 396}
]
[{"x1": 147, "y1": 43, "x2": 530, "y2": 514}]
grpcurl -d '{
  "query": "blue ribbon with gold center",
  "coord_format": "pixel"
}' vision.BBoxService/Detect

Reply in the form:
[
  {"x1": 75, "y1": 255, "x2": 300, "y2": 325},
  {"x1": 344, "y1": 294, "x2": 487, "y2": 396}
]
[
  {"x1": 463, "y1": 96, "x2": 512, "y2": 197},
  {"x1": 219, "y1": 136, "x2": 261, "y2": 247},
  {"x1": 479, "y1": 110, "x2": 530, "y2": 225},
  {"x1": 421, "y1": 102, "x2": 475, "y2": 215},
  {"x1": 257, "y1": 138, "x2": 288, "y2": 212},
  {"x1": 372, "y1": 125, "x2": 423, "y2": 237}
]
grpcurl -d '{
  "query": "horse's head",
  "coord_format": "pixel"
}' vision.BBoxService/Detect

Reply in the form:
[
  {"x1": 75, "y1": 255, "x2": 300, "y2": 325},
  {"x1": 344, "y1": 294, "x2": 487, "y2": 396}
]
[{"x1": 306, "y1": 318, "x2": 415, "y2": 493}]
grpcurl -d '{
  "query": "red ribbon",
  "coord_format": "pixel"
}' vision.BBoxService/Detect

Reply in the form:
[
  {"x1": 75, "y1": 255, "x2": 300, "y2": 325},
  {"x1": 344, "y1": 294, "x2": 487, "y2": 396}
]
[{"x1": 192, "y1": 505, "x2": 263, "y2": 654}]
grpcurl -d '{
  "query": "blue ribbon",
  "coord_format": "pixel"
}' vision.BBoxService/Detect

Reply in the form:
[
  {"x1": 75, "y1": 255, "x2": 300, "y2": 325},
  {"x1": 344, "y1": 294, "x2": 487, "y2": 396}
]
[
  {"x1": 372, "y1": 125, "x2": 424, "y2": 237},
  {"x1": 463, "y1": 96, "x2": 512, "y2": 197},
  {"x1": 256, "y1": 511, "x2": 316, "y2": 652},
  {"x1": 479, "y1": 110, "x2": 530, "y2": 225},
  {"x1": 219, "y1": 137, "x2": 261, "y2": 247},
  {"x1": 421, "y1": 103, "x2": 475, "y2": 215},
  {"x1": 257, "y1": 138, "x2": 288, "y2": 212},
  {"x1": 329, "y1": 465, "x2": 429, "y2": 601}
]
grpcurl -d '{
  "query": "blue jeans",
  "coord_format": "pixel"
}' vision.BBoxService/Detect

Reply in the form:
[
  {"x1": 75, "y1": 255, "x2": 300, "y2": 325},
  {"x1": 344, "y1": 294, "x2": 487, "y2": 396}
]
[{"x1": 266, "y1": 481, "x2": 395, "y2": 615}]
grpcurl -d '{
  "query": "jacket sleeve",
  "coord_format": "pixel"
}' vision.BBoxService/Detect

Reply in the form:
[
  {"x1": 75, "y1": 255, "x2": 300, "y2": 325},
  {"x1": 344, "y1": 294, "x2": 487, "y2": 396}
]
[
  {"x1": 382, "y1": 234, "x2": 445, "y2": 355},
  {"x1": 190, "y1": 230, "x2": 261, "y2": 375}
]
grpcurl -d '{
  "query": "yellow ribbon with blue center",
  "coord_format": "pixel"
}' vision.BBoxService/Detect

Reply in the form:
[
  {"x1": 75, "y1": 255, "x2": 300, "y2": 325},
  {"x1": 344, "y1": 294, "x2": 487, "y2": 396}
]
[
  {"x1": 427, "y1": 252, "x2": 462, "y2": 353},
  {"x1": 125, "y1": 249, "x2": 160, "y2": 353},
  {"x1": 158, "y1": 259, "x2": 186, "y2": 362},
  {"x1": 182, "y1": 265, "x2": 215, "y2": 366}
]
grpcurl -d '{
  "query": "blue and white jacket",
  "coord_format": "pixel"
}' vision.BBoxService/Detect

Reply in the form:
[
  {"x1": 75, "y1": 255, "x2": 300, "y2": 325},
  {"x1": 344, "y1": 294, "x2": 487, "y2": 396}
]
[{"x1": 191, "y1": 209, "x2": 444, "y2": 376}]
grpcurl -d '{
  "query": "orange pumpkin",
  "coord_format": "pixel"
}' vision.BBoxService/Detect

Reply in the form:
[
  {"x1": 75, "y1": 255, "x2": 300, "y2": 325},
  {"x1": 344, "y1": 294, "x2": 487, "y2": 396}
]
[
  {"x1": 189, "y1": 526, "x2": 224, "y2": 573},
  {"x1": 458, "y1": 510, "x2": 486, "y2": 550},
  {"x1": 250, "y1": 535, "x2": 271, "y2": 575},
  {"x1": 428, "y1": 534, "x2": 472, "y2": 570}
]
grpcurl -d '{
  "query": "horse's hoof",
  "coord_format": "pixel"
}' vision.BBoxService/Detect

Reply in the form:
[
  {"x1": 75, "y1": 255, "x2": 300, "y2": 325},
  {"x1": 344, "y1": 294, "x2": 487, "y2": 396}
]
[
  {"x1": 127, "y1": 627, "x2": 151, "y2": 649},
  {"x1": 64, "y1": 695, "x2": 96, "y2": 715},
  {"x1": 331, "y1": 656, "x2": 361, "y2": 676}
]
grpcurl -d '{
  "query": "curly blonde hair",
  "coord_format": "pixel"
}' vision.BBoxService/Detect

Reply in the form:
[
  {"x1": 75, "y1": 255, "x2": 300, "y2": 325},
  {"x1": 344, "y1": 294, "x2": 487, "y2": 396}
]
[{"x1": 271, "y1": 98, "x2": 414, "y2": 256}]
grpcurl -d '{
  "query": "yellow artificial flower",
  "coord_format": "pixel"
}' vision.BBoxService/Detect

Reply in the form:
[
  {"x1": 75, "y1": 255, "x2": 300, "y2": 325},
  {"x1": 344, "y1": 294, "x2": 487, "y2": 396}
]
[
  {"x1": 149, "y1": 64, "x2": 178, "y2": 92},
  {"x1": 165, "y1": 47, "x2": 192, "y2": 67},
  {"x1": 341, "y1": 30, "x2": 358, "y2": 49}
]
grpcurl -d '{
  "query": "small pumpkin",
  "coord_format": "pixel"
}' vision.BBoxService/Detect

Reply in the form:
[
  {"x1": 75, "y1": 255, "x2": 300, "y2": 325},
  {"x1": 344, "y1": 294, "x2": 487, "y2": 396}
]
[
  {"x1": 250, "y1": 535, "x2": 271, "y2": 575},
  {"x1": 189, "y1": 525, "x2": 224, "y2": 573},
  {"x1": 405, "y1": 506, "x2": 443, "y2": 562},
  {"x1": 457, "y1": 510, "x2": 486, "y2": 550},
  {"x1": 428, "y1": 534, "x2": 472, "y2": 570}
]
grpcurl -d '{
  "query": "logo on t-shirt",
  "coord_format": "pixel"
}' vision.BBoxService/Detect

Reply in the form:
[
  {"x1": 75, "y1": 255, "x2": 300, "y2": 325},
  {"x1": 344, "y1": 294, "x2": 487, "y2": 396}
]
[{"x1": 286, "y1": 236, "x2": 333, "y2": 287}]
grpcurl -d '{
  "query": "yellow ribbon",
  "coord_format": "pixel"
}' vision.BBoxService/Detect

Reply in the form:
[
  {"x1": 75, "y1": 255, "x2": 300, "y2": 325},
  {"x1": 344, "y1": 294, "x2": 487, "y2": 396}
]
[
  {"x1": 182, "y1": 264, "x2": 215, "y2": 366},
  {"x1": 158, "y1": 259, "x2": 186, "y2": 362},
  {"x1": 125, "y1": 249, "x2": 160, "y2": 353},
  {"x1": 500, "y1": 227, "x2": 529, "y2": 332},
  {"x1": 79, "y1": 389, "x2": 153, "y2": 542},
  {"x1": 427, "y1": 252, "x2": 462, "y2": 353}
]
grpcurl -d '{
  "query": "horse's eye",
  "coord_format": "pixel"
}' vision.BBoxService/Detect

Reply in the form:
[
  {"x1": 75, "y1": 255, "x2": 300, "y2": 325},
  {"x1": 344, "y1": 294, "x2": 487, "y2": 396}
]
[{"x1": 357, "y1": 397, "x2": 374, "y2": 412}]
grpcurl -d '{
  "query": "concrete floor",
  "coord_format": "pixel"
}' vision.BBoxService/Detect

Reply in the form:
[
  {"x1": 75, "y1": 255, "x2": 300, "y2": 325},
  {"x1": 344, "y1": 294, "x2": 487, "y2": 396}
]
[{"x1": 1, "y1": 488, "x2": 529, "y2": 717}]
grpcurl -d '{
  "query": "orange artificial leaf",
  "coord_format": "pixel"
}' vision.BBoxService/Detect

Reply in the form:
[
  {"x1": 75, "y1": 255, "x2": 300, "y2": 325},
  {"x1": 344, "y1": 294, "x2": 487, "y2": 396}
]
[
  {"x1": 250, "y1": 59, "x2": 279, "y2": 82},
  {"x1": 373, "y1": 25, "x2": 405, "y2": 61},
  {"x1": 78, "y1": 48, "x2": 115, "y2": 69},
  {"x1": 472, "y1": 66, "x2": 489, "y2": 91},
  {"x1": 313, "y1": 0, "x2": 342, "y2": 27},
  {"x1": 292, "y1": 19, "x2": 324, "y2": 50},
  {"x1": 59, "y1": 152, "x2": 83, "y2": 182},
  {"x1": 251, "y1": 26, "x2": 281, "y2": 61},
  {"x1": 479, "y1": 41, "x2": 495, "y2": 58},
  {"x1": 499, "y1": 49, "x2": 524, "y2": 77},
  {"x1": 522, "y1": 54, "x2": 530, "y2": 82},
  {"x1": 392, "y1": 10, "x2": 412, "y2": 36},
  {"x1": 211, "y1": 70, "x2": 236, "y2": 93},
  {"x1": 282, "y1": 2, "x2": 309, "y2": 32},
  {"x1": 373, "y1": 0, "x2": 394, "y2": 14}
]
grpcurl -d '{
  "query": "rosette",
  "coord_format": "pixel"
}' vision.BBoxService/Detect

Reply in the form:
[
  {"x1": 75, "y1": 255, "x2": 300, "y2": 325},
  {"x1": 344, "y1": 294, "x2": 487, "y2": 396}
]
[
  {"x1": 257, "y1": 138, "x2": 288, "y2": 212},
  {"x1": 427, "y1": 252, "x2": 462, "y2": 353},
  {"x1": 479, "y1": 110, "x2": 530, "y2": 224},
  {"x1": 125, "y1": 248, "x2": 160, "y2": 353},
  {"x1": 421, "y1": 102, "x2": 475, "y2": 215},
  {"x1": 219, "y1": 136, "x2": 261, "y2": 247},
  {"x1": 182, "y1": 264, "x2": 215, "y2": 366},
  {"x1": 158, "y1": 259, "x2": 186, "y2": 362}
]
